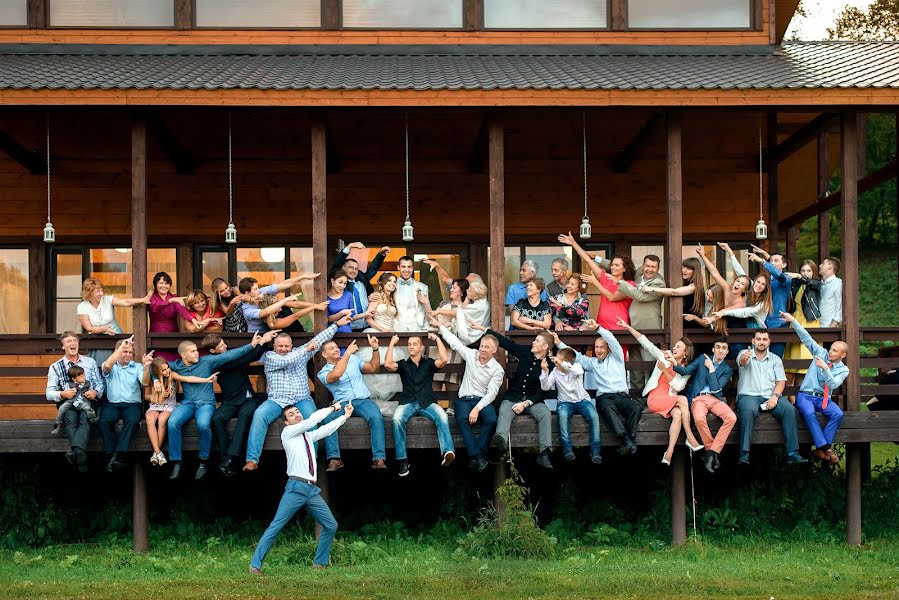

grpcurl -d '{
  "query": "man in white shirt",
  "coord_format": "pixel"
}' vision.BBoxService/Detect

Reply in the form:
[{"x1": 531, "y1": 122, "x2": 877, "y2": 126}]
[
  {"x1": 394, "y1": 255, "x2": 430, "y2": 332},
  {"x1": 249, "y1": 402, "x2": 353, "y2": 575},
  {"x1": 818, "y1": 256, "x2": 843, "y2": 328}
]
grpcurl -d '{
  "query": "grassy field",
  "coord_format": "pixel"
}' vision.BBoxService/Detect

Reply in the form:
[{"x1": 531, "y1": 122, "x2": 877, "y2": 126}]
[{"x1": 2, "y1": 537, "x2": 899, "y2": 600}]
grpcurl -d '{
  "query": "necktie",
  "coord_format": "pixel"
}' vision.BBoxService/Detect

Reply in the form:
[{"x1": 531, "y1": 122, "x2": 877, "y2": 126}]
[
  {"x1": 351, "y1": 282, "x2": 362, "y2": 314},
  {"x1": 303, "y1": 433, "x2": 315, "y2": 478},
  {"x1": 822, "y1": 362, "x2": 834, "y2": 409}
]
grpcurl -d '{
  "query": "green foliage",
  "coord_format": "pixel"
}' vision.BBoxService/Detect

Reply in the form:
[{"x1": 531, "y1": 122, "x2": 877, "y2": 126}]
[{"x1": 829, "y1": 0, "x2": 899, "y2": 40}]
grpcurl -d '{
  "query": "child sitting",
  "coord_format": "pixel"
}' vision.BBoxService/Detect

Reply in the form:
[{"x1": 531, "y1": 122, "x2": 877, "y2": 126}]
[
  {"x1": 539, "y1": 347, "x2": 602, "y2": 464},
  {"x1": 50, "y1": 365, "x2": 97, "y2": 436}
]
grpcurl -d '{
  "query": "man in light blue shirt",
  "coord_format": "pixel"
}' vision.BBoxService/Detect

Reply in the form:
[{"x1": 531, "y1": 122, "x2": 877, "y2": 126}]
[
  {"x1": 818, "y1": 257, "x2": 843, "y2": 327},
  {"x1": 317, "y1": 335, "x2": 387, "y2": 471},
  {"x1": 781, "y1": 311, "x2": 849, "y2": 464},
  {"x1": 100, "y1": 336, "x2": 150, "y2": 472},
  {"x1": 504, "y1": 260, "x2": 549, "y2": 317}
]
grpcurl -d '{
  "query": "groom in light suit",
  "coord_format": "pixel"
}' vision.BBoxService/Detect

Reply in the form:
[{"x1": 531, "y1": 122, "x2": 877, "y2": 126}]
[{"x1": 394, "y1": 255, "x2": 429, "y2": 332}]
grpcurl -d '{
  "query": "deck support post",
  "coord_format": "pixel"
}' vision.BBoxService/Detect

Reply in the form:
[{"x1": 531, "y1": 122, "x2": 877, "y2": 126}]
[
  {"x1": 817, "y1": 132, "x2": 830, "y2": 261},
  {"x1": 132, "y1": 462, "x2": 148, "y2": 553}
]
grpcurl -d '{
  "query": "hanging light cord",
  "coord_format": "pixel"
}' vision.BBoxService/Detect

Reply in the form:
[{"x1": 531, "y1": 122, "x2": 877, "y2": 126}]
[
  {"x1": 46, "y1": 113, "x2": 51, "y2": 223},
  {"x1": 758, "y1": 127, "x2": 763, "y2": 219},
  {"x1": 228, "y1": 112, "x2": 233, "y2": 225},
  {"x1": 405, "y1": 112, "x2": 410, "y2": 222},
  {"x1": 583, "y1": 111, "x2": 588, "y2": 220}
]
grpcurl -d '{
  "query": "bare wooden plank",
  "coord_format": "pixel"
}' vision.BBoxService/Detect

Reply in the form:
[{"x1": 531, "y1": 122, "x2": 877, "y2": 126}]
[
  {"x1": 26, "y1": 0, "x2": 46, "y2": 28},
  {"x1": 842, "y1": 110, "x2": 860, "y2": 412},
  {"x1": 817, "y1": 131, "x2": 830, "y2": 261},
  {"x1": 489, "y1": 116, "x2": 505, "y2": 332},
  {"x1": 132, "y1": 114, "x2": 148, "y2": 355},
  {"x1": 667, "y1": 112, "x2": 683, "y2": 341},
  {"x1": 28, "y1": 242, "x2": 47, "y2": 333}
]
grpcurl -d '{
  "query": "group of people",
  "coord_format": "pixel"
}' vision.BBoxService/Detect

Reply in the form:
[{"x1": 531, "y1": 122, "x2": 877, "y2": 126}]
[{"x1": 45, "y1": 238, "x2": 851, "y2": 573}]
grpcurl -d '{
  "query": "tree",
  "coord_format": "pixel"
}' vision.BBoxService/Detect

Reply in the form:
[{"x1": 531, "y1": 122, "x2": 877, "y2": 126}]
[{"x1": 828, "y1": 0, "x2": 899, "y2": 40}]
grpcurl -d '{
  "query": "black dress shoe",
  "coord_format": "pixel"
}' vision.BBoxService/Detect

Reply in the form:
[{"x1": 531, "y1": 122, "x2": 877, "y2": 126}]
[
  {"x1": 74, "y1": 448, "x2": 88, "y2": 473},
  {"x1": 195, "y1": 463, "x2": 208, "y2": 480},
  {"x1": 65, "y1": 450, "x2": 75, "y2": 465},
  {"x1": 536, "y1": 450, "x2": 553, "y2": 470},
  {"x1": 168, "y1": 462, "x2": 182, "y2": 480},
  {"x1": 398, "y1": 459, "x2": 410, "y2": 477},
  {"x1": 218, "y1": 458, "x2": 232, "y2": 477},
  {"x1": 702, "y1": 451, "x2": 717, "y2": 475},
  {"x1": 712, "y1": 452, "x2": 721, "y2": 471},
  {"x1": 476, "y1": 455, "x2": 488, "y2": 472}
]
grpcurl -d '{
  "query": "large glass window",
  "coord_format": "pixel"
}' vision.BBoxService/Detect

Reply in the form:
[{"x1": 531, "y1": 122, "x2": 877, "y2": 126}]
[
  {"x1": 237, "y1": 247, "x2": 287, "y2": 291},
  {"x1": 288, "y1": 247, "x2": 316, "y2": 331},
  {"x1": 485, "y1": 0, "x2": 607, "y2": 29},
  {"x1": 342, "y1": 0, "x2": 463, "y2": 28},
  {"x1": 0, "y1": 1, "x2": 27, "y2": 26},
  {"x1": 55, "y1": 253, "x2": 83, "y2": 334},
  {"x1": 0, "y1": 249, "x2": 28, "y2": 333},
  {"x1": 200, "y1": 250, "x2": 229, "y2": 294},
  {"x1": 627, "y1": 0, "x2": 751, "y2": 28},
  {"x1": 50, "y1": 0, "x2": 174, "y2": 27},
  {"x1": 195, "y1": 0, "x2": 320, "y2": 28}
]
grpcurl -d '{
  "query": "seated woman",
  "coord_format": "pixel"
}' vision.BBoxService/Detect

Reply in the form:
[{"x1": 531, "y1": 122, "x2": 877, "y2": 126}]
[
  {"x1": 77, "y1": 277, "x2": 152, "y2": 366},
  {"x1": 256, "y1": 294, "x2": 328, "y2": 332},
  {"x1": 549, "y1": 273, "x2": 590, "y2": 331},
  {"x1": 176, "y1": 289, "x2": 224, "y2": 334},
  {"x1": 210, "y1": 277, "x2": 252, "y2": 333},
  {"x1": 783, "y1": 259, "x2": 822, "y2": 383},
  {"x1": 511, "y1": 278, "x2": 552, "y2": 331},
  {"x1": 616, "y1": 317, "x2": 703, "y2": 465},
  {"x1": 428, "y1": 278, "x2": 469, "y2": 390},
  {"x1": 646, "y1": 257, "x2": 707, "y2": 329},
  {"x1": 326, "y1": 269, "x2": 370, "y2": 332}
]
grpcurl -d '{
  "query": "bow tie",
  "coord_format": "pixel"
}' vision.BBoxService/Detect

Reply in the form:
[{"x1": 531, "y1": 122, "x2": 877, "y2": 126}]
[{"x1": 400, "y1": 279, "x2": 413, "y2": 286}]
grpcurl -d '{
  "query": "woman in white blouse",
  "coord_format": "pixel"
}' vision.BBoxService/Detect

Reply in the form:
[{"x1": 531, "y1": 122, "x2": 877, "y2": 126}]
[
  {"x1": 453, "y1": 280, "x2": 490, "y2": 346},
  {"x1": 76, "y1": 278, "x2": 151, "y2": 365}
]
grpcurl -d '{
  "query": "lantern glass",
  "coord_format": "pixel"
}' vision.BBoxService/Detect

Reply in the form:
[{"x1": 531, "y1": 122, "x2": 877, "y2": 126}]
[
  {"x1": 402, "y1": 220, "x2": 414, "y2": 242},
  {"x1": 755, "y1": 218, "x2": 768, "y2": 240}
]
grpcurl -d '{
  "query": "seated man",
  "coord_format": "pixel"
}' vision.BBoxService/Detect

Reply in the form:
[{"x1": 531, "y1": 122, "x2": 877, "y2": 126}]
[
  {"x1": 385, "y1": 332, "x2": 454, "y2": 477},
  {"x1": 242, "y1": 317, "x2": 351, "y2": 473},
  {"x1": 167, "y1": 331, "x2": 273, "y2": 480},
  {"x1": 552, "y1": 323, "x2": 642, "y2": 455},
  {"x1": 100, "y1": 336, "x2": 151, "y2": 473},
  {"x1": 781, "y1": 311, "x2": 849, "y2": 465},
  {"x1": 540, "y1": 347, "x2": 601, "y2": 464},
  {"x1": 435, "y1": 317, "x2": 503, "y2": 473},
  {"x1": 471, "y1": 321, "x2": 554, "y2": 469},
  {"x1": 317, "y1": 335, "x2": 387, "y2": 470},
  {"x1": 673, "y1": 338, "x2": 735, "y2": 474},
  {"x1": 736, "y1": 329, "x2": 807, "y2": 466},
  {"x1": 46, "y1": 331, "x2": 104, "y2": 472}
]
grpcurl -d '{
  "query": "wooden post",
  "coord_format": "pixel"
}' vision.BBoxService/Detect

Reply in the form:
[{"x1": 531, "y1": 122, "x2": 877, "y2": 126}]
[
  {"x1": 26, "y1": 0, "x2": 46, "y2": 28},
  {"x1": 28, "y1": 241, "x2": 47, "y2": 333},
  {"x1": 895, "y1": 113, "x2": 898, "y2": 311},
  {"x1": 817, "y1": 132, "x2": 830, "y2": 261},
  {"x1": 666, "y1": 112, "x2": 683, "y2": 342},
  {"x1": 786, "y1": 226, "x2": 799, "y2": 271},
  {"x1": 841, "y1": 110, "x2": 862, "y2": 547},
  {"x1": 175, "y1": 243, "x2": 193, "y2": 293},
  {"x1": 767, "y1": 114, "x2": 780, "y2": 253},
  {"x1": 488, "y1": 117, "x2": 505, "y2": 333},
  {"x1": 671, "y1": 449, "x2": 687, "y2": 545},
  {"x1": 132, "y1": 462, "x2": 148, "y2": 553}
]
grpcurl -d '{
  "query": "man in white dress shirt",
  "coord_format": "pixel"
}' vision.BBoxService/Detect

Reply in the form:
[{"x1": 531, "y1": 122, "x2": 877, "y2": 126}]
[
  {"x1": 818, "y1": 257, "x2": 843, "y2": 328},
  {"x1": 394, "y1": 255, "x2": 430, "y2": 332},
  {"x1": 248, "y1": 402, "x2": 353, "y2": 575}
]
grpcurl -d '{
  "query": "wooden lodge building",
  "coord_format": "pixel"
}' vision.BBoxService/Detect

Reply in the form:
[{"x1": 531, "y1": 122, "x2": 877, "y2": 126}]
[{"x1": 0, "y1": 0, "x2": 897, "y2": 551}]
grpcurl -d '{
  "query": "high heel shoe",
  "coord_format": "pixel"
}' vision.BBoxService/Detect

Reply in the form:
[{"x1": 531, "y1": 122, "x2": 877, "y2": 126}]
[
  {"x1": 686, "y1": 441, "x2": 704, "y2": 452},
  {"x1": 661, "y1": 452, "x2": 671, "y2": 466}
]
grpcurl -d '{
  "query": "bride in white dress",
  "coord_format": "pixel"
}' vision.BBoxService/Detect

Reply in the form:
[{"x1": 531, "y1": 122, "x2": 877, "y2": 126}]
[{"x1": 359, "y1": 273, "x2": 404, "y2": 409}]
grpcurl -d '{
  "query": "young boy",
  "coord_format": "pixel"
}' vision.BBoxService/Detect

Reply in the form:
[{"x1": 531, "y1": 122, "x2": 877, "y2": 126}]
[
  {"x1": 539, "y1": 347, "x2": 602, "y2": 464},
  {"x1": 50, "y1": 365, "x2": 97, "y2": 436}
]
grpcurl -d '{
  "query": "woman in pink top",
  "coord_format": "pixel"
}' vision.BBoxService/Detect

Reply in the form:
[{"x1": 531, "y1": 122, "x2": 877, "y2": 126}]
[
  {"x1": 148, "y1": 272, "x2": 195, "y2": 362},
  {"x1": 581, "y1": 254, "x2": 636, "y2": 330}
]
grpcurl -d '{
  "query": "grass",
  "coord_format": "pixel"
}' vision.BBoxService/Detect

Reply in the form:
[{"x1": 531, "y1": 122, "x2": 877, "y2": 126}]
[{"x1": 2, "y1": 537, "x2": 899, "y2": 600}]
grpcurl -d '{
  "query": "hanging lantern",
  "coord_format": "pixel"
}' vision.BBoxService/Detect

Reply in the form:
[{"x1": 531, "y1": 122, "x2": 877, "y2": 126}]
[
  {"x1": 755, "y1": 126, "x2": 767, "y2": 241},
  {"x1": 579, "y1": 112, "x2": 592, "y2": 240},
  {"x1": 225, "y1": 113, "x2": 237, "y2": 244},
  {"x1": 43, "y1": 114, "x2": 55, "y2": 243},
  {"x1": 401, "y1": 112, "x2": 414, "y2": 241}
]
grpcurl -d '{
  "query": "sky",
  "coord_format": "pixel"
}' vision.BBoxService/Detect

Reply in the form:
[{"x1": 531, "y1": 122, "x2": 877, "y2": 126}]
[{"x1": 784, "y1": 0, "x2": 876, "y2": 40}]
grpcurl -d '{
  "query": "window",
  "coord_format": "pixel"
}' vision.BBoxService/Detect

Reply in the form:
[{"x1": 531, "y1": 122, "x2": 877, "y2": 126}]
[
  {"x1": 50, "y1": 0, "x2": 174, "y2": 27},
  {"x1": 55, "y1": 252, "x2": 83, "y2": 334},
  {"x1": 288, "y1": 248, "x2": 316, "y2": 331},
  {"x1": 0, "y1": 249, "x2": 29, "y2": 333},
  {"x1": 627, "y1": 0, "x2": 751, "y2": 28},
  {"x1": 0, "y1": 1, "x2": 26, "y2": 26},
  {"x1": 484, "y1": 0, "x2": 607, "y2": 29},
  {"x1": 237, "y1": 247, "x2": 286, "y2": 291},
  {"x1": 195, "y1": 0, "x2": 320, "y2": 28},
  {"x1": 631, "y1": 245, "x2": 665, "y2": 279},
  {"x1": 342, "y1": 0, "x2": 463, "y2": 28},
  {"x1": 200, "y1": 250, "x2": 229, "y2": 293},
  {"x1": 492, "y1": 245, "x2": 574, "y2": 329}
]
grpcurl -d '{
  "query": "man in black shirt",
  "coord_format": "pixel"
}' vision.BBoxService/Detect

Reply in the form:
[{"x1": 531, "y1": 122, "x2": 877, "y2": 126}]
[{"x1": 385, "y1": 333, "x2": 454, "y2": 477}]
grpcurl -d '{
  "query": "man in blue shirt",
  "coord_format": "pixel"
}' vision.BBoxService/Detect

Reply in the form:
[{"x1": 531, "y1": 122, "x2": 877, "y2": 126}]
[
  {"x1": 504, "y1": 260, "x2": 549, "y2": 319},
  {"x1": 781, "y1": 311, "x2": 850, "y2": 465},
  {"x1": 748, "y1": 245, "x2": 791, "y2": 357},
  {"x1": 331, "y1": 241, "x2": 390, "y2": 332},
  {"x1": 100, "y1": 336, "x2": 151, "y2": 473}
]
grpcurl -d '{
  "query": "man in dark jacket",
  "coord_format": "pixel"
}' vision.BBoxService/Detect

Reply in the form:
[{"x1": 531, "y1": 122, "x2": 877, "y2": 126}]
[{"x1": 331, "y1": 241, "x2": 390, "y2": 332}]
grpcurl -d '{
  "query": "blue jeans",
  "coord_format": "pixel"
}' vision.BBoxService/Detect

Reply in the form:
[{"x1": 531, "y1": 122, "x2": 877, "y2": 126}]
[
  {"x1": 250, "y1": 479, "x2": 337, "y2": 569},
  {"x1": 392, "y1": 401, "x2": 454, "y2": 460},
  {"x1": 795, "y1": 392, "x2": 844, "y2": 448},
  {"x1": 246, "y1": 398, "x2": 316, "y2": 464},
  {"x1": 453, "y1": 396, "x2": 498, "y2": 458},
  {"x1": 167, "y1": 402, "x2": 215, "y2": 461},
  {"x1": 98, "y1": 402, "x2": 141, "y2": 455},
  {"x1": 322, "y1": 398, "x2": 386, "y2": 461},
  {"x1": 557, "y1": 400, "x2": 601, "y2": 455}
]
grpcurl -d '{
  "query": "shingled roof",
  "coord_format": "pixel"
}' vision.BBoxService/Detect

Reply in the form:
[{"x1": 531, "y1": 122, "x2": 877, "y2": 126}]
[{"x1": 0, "y1": 42, "x2": 897, "y2": 91}]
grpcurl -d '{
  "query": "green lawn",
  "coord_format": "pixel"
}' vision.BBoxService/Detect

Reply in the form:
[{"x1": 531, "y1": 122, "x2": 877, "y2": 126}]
[{"x1": 2, "y1": 538, "x2": 899, "y2": 600}]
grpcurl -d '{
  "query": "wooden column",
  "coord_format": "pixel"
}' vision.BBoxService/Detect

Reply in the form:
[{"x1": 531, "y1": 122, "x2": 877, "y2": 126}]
[
  {"x1": 817, "y1": 132, "x2": 830, "y2": 261},
  {"x1": 488, "y1": 117, "x2": 505, "y2": 333},
  {"x1": 175, "y1": 243, "x2": 194, "y2": 293},
  {"x1": 896, "y1": 113, "x2": 898, "y2": 305},
  {"x1": 786, "y1": 226, "x2": 799, "y2": 271},
  {"x1": 26, "y1": 0, "x2": 46, "y2": 28},
  {"x1": 131, "y1": 114, "x2": 148, "y2": 554},
  {"x1": 841, "y1": 110, "x2": 862, "y2": 547},
  {"x1": 671, "y1": 450, "x2": 687, "y2": 546},
  {"x1": 767, "y1": 113, "x2": 780, "y2": 252},
  {"x1": 174, "y1": 0, "x2": 192, "y2": 29},
  {"x1": 311, "y1": 113, "x2": 329, "y2": 409},
  {"x1": 28, "y1": 241, "x2": 47, "y2": 333}
]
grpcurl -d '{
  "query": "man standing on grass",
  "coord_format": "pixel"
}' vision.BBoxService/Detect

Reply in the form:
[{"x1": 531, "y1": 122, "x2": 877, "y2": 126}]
[{"x1": 248, "y1": 401, "x2": 353, "y2": 575}]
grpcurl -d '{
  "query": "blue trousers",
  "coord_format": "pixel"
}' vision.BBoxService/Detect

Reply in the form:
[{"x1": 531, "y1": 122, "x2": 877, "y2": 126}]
[
  {"x1": 795, "y1": 392, "x2": 844, "y2": 448},
  {"x1": 557, "y1": 400, "x2": 601, "y2": 455},
  {"x1": 453, "y1": 396, "x2": 498, "y2": 458},
  {"x1": 736, "y1": 394, "x2": 799, "y2": 454},
  {"x1": 167, "y1": 402, "x2": 215, "y2": 461},
  {"x1": 98, "y1": 402, "x2": 141, "y2": 455},
  {"x1": 246, "y1": 398, "x2": 316, "y2": 464},
  {"x1": 322, "y1": 398, "x2": 386, "y2": 461},
  {"x1": 392, "y1": 401, "x2": 454, "y2": 460},
  {"x1": 250, "y1": 479, "x2": 337, "y2": 569}
]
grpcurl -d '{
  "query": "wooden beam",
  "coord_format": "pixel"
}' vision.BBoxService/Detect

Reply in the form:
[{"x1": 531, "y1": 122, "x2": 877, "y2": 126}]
[
  {"x1": 666, "y1": 112, "x2": 683, "y2": 343},
  {"x1": 767, "y1": 113, "x2": 780, "y2": 250},
  {"x1": 768, "y1": 0, "x2": 776, "y2": 44},
  {"x1": 612, "y1": 112, "x2": 663, "y2": 174},
  {"x1": 765, "y1": 113, "x2": 837, "y2": 169},
  {"x1": 0, "y1": 130, "x2": 43, "y2": 174},
  {"x1": 488, "y1": 117, "x2": 505, "y2": 332},
  {"x1": 174, "y1": 0, "x2": 193, "y2": 29},
  {"x1": 463, "y1": 0, "x2": 483, "y2": 30},
  {"x1": 145, "y1": 112, "x2": 196, "y2": 175},
  {"x1": 27, "y1": 242, "x2": 47, "y2": 333},
  {"x1": 817, "y1": 131, "x2": 830, "y2": 261},
  {"x1": 311, "y1": 112, "x2": 329, "y2": 407},
  {"x1": 846, "y1": 444, "x2": 863, "y2": 546},
  {"x1": 175, "y1": 243, "x2": 193, "y2": 293},
  {"x1": 610, "y1": 0, "x2": 627, "y2": 30},
  {"x1": 786, "y1": 226, "x2": 798, "y2": 271},
  {"x1": 671, "y1": 449, "x2": 687, "y2": 545},
  {"x1": 467, "y1": 111, "x2": 490, "y2": 174},
  {"x1": 26, "y1": 0, "x2": 46, "y2": 28}
]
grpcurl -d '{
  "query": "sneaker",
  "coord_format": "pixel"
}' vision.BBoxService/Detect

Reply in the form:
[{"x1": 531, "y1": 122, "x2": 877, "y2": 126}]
[
  {"x1": 109, "y1": 455, "x2": 127, "y2": 472},
  {"x1": 248, "y1": 566, "x2": 265, "y2": 577},
  {"x1": 371, "y1": 459, "x2": 388, "y2": 470},
  {"x1": 73, "y1": 448, "x2": 87, "y2": 473},
  {"x1": 468, "y1": 457, "x2": 480, "y2": 472},
  {"x1": 168, "y1": 462, "x2": 182, "y2": 480},
  {"x1": 536, "y1": 449, "x2": 553, "y2": 470},
  {"x1": 195, "y1": 463, "x2": 208, "y2": 480},
  {"x1": 786, "y1": 452, "x2": 809, "y2": 465},
  {"x1": 563, "y1": 450, "x2": 576, "y2": 462},
  {"x1": 590, "y1": 452, "x2": 602, "y2": 465},
  {"x1": 65, "y1": 450, "x2": 75, "y2": 465},
  {"x1": 150, "y1": 453, "x2": 159, "y2": 466},
  {"x1": 50, "y1": 423, "x2": 63, "y2": 436},
  {"x1": 476, "y1": 455, "x2": 488, "y2": 473},
  {"x1": 156, "y1": 452, "x2": 168, "y2": 466},
  {"x1": 441, "y1": 450, "x2": 455, "y2": 467},
  {"x1": 738, "y1": 452, "x2": 751, "y2": 466},
  {"x1": 325, "y1": 458, "x2": 344, "y2": 472},
  {"x1": 218, "y1": 458, "x2": 232, "y2": 477},
  {"x1": 398, "y1": 459, "x2": 410, "y2": 477}
]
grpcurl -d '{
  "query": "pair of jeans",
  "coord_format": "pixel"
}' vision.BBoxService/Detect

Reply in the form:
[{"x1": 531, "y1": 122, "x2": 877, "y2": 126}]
[
  {"x1": 212, "y1": 399, "x2": 258, "y2": 460},
  {"x1": 795, "y1": 392, "x2": 844, "y2": 448},
  {"x1": 453, "y1": 396, "x2": 497, "y2": 458},
  {"x1": 392, "y1": 401, "x2": 454, "y2": 460},
  {"x1": 321, "y1": 398, "x2": 386, "y2": 461},
  {"x1": 98, "y1": 402, "x2": 141, "y2": 455},
  {"x1": 63, "y1": 408, "x2": 90, "y2": 451},
  {"x1": 496, "y1": 399, "x2": 552, "y2": 452},
  {"x1": 691, "y1": 395, "x2": 736, "y2": 454},
  {"x1": 557, "y1": 400, "x2": 601, "y2": 455},
  {"x1": 245, "y1": 398, "x2": 316, "y2": 464},
  {"x1": 596, "y1": 392, "x2": 643, "y2": 440},
  {"x1": 250, "y1": 479, "x2": 337, "y2": 569},
  {"x1": 736, "y1": 394, "x2": 799, "y2": 454},
  {"x1": 167, "y1": 402, "x2": 216, "y2": 462}
]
